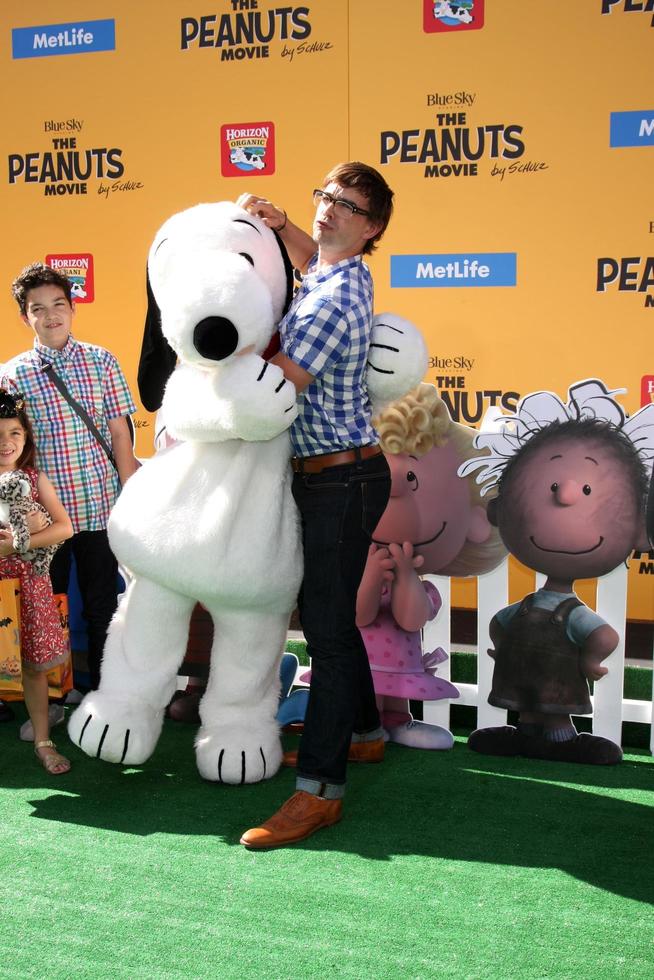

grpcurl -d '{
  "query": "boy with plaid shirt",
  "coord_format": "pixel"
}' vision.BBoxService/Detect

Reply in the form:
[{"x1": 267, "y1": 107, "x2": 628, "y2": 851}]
[{"x1": 3, "y1": 263, "x2": 139, "y2": 691}]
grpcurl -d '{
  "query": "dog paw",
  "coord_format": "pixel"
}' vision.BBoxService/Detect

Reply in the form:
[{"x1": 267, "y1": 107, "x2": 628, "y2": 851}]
[
  {"x1": 195, "y1": 723, "x2": 282, "y2": 784},
  {"x1": 67, "y1": 693, "x2": 163, "y2": 764}
]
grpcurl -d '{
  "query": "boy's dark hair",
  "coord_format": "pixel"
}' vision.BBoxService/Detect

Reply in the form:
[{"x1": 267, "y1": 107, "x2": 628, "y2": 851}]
[
  {"x1": 0, "y1": 389, "x2": 36, "y2": 469},
  {"x1": 498, "y1": 417, "x2": 649, "y2": 507},
  {"x1": 322, "y1": 161, "x2": 394, "y2": 255},
  {"x1": 11, "y1": 262, "x2": 72, "y2": 315}
]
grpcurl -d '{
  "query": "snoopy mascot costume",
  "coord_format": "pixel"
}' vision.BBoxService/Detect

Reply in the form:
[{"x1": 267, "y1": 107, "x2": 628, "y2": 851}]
[{"x1": 68, "y1": 201, "x2": 427, "y2": 784}]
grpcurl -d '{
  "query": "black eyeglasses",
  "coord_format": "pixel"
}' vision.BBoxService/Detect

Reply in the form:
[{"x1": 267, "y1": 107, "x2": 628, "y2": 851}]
[{"x1": 312, "y1": 188, "x2": 371, "y2": 218}]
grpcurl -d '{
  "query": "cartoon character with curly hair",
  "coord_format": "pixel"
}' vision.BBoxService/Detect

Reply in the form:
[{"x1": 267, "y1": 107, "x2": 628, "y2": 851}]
[{"x1": 355, "y1": 383, "x2": 506, "y2": 749}]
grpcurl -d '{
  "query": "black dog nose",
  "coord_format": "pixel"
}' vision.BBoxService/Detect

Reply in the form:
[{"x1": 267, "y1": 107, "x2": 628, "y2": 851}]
[{"x1": 193, "y1": 317, "x2": 239, "y2": 361}]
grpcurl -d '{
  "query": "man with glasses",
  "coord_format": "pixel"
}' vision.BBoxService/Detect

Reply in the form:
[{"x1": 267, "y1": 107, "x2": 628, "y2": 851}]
[{"x1": 236, "y1": 161, "x2": 394, "y2": 849}]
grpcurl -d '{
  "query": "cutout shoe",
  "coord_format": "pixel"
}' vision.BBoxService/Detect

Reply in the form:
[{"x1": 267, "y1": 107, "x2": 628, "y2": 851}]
[
  {"x1": 521, "y1": 732, "x2": 623, "y2": 765},
  {"x1": 468, "y1": 725, "x2": 523, "y2": 756}
]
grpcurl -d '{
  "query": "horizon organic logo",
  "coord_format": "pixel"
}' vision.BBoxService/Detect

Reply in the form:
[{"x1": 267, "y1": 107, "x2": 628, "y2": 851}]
[
  {"x1": 220, "y1": 122, "x2": 275, "y2": 177},
  {"x1": 44, "y1": 253, "x2": 95, "y2": 303},
  {"x1": 641, "y1": 376, "x2": 654, "y2": 406},
  {"x1": 424, "y1": 0, "x2": 484, "y2": 33}
]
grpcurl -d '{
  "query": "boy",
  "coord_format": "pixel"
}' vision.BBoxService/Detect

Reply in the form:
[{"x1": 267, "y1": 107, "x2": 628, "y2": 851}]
[
  {"x1": 460, "y1": 381, "x2": 652, "y2": 764},
  {"x1": 3, "y1": 263, "x2": 139, "y2": 692}
]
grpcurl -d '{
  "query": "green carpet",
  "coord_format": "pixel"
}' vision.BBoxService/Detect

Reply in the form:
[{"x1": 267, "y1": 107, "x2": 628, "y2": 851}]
[{"x1": 1, "y1": 704, "x2": 653, "y2": 979}]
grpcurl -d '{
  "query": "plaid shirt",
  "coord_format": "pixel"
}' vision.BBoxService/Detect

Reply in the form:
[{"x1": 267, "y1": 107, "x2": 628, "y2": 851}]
[
  {"x1": 280, "y1": 254, "x2": 377, "y2": 456},
  {"x1": 2, "y1": 336, "x2": 136, "y2": 532}
]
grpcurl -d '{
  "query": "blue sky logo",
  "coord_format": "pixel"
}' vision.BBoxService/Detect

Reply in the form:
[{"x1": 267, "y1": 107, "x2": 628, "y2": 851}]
[
  {"x1": 12, "y1": 20, "x2": 115, "y2": 59},
  {"x1": 610, "y1": 111, "x2": 654, "y2": 148},
  {"x1": 391, "y1": 253, "x2": 517, "y2": 288}
]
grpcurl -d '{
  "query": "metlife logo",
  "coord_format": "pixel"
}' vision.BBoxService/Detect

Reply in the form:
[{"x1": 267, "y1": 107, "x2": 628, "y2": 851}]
[
  {"x1": 391, "y1": 253, "x2": 517, "y2": 288},
  {"x1": 610, "y1": 110, "x2": 654, "y2": 147},
  {"x1": 12, "y1": 20, "x2": 116, "y2": 59}
]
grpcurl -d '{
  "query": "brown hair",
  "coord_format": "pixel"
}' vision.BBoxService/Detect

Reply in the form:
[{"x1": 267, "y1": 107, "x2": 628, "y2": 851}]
[
  {"x1": 0, "y1": 390, "x2": 37, "y2": 470},
  {"x1": 322, "y1": 161, "x2": 394, "y2": 255},
  {"x1": 11, "y1": 262, "x2": 73, "y2": 315}
]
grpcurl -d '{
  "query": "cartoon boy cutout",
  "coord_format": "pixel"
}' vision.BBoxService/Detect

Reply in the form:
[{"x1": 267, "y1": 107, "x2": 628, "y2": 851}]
[{"x1": 460, "y1": 380, "x2": 654, "y2": 765}]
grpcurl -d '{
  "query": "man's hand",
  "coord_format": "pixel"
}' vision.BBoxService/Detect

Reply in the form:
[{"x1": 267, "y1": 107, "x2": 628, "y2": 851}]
[
  {"x1": 235, "y1": 194, "x2": 286, "y2": 232},
  {"x1": 235, "y1": 193, "x2": 316, "y2": 272}
]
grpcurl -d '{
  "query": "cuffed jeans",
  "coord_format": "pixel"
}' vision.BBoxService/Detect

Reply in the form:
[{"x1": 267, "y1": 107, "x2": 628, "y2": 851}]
[
  {"x1": 50, "y1": 530, "x2": 119, "y2": 690},
  {"x1": 292, "y1": 452, "x2": 391, "y2": 797}
]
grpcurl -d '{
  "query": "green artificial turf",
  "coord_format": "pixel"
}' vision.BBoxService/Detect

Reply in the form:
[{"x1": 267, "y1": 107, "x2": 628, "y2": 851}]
[{"x1": 2, "y1": 700, "x2": 653, "y2": 980}]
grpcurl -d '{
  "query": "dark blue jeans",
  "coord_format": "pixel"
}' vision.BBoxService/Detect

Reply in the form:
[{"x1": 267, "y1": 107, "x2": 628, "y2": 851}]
[{"x1": 292, "y1": 452, "x2": 391, "y2": 795}]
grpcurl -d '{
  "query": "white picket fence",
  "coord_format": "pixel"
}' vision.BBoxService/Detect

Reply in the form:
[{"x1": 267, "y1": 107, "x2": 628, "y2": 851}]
[{"x1": 419, "y1": 562, "x2": 654, "y2": 754}]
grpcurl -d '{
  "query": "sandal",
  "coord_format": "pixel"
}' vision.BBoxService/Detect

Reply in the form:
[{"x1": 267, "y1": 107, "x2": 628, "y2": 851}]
[{"x1": 34, "y1": 739, "x2": 71, "y2": 776}]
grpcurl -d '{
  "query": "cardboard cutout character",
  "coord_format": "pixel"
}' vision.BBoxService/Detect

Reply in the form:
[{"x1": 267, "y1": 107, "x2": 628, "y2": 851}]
[
  {"x1": 355, "y1": 384, "x2": 506, "y2": 749},
  {"x1": 460, "y1": 379, "x2": 654, "y2": 765}
]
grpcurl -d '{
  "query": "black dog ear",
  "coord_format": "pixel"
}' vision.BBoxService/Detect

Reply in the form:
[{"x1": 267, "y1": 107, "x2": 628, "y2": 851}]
[
  {"x1": 486, "y1": 496, "x2": 499, "y2": 528},
  {"x1": 137, "y1": 268, "x2": 178, "y2": 412},
  {"x1": 272, "y1": 229, "x2": 295, "y2": 316}
]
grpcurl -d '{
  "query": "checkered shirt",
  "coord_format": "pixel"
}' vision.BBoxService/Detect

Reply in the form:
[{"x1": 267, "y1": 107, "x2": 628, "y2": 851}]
[
  {"x1": 2, "y1": 336, "x2": 136, "y2": 532},
  {"x1": 279, "y1": 254, "x2": 377, "y2": 457}
]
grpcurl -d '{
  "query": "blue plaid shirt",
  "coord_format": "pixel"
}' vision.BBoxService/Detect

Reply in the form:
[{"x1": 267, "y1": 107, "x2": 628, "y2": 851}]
[{"x1": 279, "y1": 254, "x2": 377, "y2": 457}]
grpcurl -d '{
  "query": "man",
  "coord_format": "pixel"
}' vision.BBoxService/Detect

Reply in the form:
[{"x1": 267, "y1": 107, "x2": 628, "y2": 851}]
[
  {"x1": 237, "y1": 161, "x2": 394, "y2": 848},
  {"x1": 3, "y1": 262, "x2": 139, "y2": 693}
]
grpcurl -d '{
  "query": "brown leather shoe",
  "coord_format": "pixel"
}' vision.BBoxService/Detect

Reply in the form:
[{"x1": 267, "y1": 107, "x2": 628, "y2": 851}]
[
  {"x1": 240, "y1": 791, "x2": 342, "y2": 850},
  {"x1": 283, "y1": 737, "x2": 385, "y2": 768}
]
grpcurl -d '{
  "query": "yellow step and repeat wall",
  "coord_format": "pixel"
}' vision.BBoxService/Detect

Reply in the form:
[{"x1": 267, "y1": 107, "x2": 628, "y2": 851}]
[{"x1": 1, "y1": 1, "x2": 653, "y2": 617}]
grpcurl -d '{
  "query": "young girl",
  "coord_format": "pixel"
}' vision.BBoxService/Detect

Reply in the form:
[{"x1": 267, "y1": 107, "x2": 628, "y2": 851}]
[{"x1": 0, "y1": 389, "x2": 73, "y2": 774}]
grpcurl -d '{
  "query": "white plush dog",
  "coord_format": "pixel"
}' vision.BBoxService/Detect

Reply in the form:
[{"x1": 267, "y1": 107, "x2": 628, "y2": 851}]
[{"x1": 68, "y1": 202, "x2": 427, "y2": 783}]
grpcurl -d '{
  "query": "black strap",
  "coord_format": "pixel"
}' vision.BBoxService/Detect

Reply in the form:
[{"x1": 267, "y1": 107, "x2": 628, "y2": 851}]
[
  {"x1": 41, "y1": 362, "x2": 117, "y2": 470},
  {"x1": 551, "y1": 596, "x2": 583, "y2": 625}
]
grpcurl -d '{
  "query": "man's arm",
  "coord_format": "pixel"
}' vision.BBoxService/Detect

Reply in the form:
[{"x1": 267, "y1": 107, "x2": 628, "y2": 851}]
[
  {"x1": 108, "y1": 415, "x2": 140, "y2": 485},
  {"x1": 235, "y1": 195, "x2": 316, "y2": 273},
  {"x1": 269, "y1": 352, "x2": 314, "y2": 393},
  {"x1": 275, "y1": 217, "x2": 316, "y2": 275}
]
